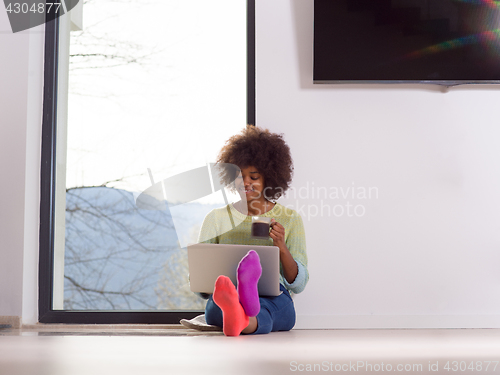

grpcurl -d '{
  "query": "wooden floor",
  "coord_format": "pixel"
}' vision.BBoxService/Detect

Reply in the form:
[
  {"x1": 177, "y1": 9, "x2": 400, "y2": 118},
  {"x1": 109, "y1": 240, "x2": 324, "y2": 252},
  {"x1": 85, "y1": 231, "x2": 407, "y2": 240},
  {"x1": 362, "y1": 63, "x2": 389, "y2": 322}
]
[{"x1": 1, "y1": 325, "x2": 500, "y2": 374}]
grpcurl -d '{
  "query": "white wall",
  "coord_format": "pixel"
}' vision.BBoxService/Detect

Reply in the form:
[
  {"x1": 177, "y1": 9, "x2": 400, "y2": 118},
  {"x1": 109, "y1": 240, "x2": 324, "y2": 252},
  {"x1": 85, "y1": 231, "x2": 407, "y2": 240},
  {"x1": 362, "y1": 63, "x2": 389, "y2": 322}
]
[
  {"x1": 0, "y1": 9, "x2": 44, "y2": 324},
  {"x1": 257, "y1": 0, "x2": 500, "y2": 328}
]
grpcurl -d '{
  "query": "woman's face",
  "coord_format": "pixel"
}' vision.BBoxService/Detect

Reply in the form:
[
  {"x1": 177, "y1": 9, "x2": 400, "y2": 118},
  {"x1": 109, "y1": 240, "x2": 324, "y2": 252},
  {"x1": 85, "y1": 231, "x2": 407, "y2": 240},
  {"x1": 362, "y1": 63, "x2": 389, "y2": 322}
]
[{"x1": 236, "y1": 166, "x2": 266, "y2": 202}]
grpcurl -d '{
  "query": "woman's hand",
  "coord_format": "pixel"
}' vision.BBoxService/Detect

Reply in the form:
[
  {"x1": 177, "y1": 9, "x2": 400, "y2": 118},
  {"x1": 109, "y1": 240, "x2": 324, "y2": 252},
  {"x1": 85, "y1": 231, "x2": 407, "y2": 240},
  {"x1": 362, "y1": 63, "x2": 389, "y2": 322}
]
[
  {"x1": 270, "y1": 219, "x2": 286, "y2": 250},
  {"x1": 270, "y1": 219, "x2": 298, "y2": 284}
]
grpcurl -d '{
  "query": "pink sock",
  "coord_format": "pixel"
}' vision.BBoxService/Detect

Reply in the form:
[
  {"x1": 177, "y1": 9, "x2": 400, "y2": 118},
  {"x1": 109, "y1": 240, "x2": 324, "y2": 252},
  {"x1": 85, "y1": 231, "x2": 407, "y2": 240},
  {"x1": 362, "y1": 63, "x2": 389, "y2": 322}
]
[
  {"x1": 213, "y1": 275, "x2": 249, "y2": 336},
  {"x1": 237, "y1": 250, "x2": 262, "y2": 317}
]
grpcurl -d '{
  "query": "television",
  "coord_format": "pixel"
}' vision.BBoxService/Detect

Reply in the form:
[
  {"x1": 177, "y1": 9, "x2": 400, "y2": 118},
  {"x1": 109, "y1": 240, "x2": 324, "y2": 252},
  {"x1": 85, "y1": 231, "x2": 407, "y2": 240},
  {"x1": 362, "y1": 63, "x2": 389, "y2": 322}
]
[{"x1": 313, "y1": 0, "x2": 500, "y2": 86}]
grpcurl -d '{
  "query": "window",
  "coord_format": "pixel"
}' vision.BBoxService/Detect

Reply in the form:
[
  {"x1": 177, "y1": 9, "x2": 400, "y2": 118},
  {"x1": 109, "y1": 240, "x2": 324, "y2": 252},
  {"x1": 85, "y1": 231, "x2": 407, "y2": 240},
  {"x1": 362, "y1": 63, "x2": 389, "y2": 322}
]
[{"x1": 39, "y1": 0, "x2": 255, "y2": 323}]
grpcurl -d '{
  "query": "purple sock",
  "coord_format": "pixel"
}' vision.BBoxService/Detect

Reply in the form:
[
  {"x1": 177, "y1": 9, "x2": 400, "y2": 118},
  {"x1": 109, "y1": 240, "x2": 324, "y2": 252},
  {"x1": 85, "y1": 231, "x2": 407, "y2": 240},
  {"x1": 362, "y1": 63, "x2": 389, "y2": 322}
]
[{"x1": 237, "y1": 250, "x2": 262, "y2": 317}]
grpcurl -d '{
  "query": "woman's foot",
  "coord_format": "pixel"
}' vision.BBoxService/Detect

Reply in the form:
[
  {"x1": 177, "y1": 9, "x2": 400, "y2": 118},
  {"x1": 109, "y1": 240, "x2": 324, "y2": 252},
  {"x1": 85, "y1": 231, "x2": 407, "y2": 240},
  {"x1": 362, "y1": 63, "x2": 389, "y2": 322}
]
[
  {"x1": 213, "y1": 275, "x2": 249, "y2": 336},
  {"x1": 237, "y1": 250, "x2": 262, "y2": 317}
]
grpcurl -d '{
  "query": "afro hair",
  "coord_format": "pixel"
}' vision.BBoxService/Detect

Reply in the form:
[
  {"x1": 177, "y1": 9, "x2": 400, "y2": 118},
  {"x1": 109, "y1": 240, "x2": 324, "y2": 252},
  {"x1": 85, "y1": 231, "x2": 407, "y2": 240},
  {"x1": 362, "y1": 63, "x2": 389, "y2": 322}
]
[{"x1": 216, "y1": 125, "x2": 293, "y2": 201}]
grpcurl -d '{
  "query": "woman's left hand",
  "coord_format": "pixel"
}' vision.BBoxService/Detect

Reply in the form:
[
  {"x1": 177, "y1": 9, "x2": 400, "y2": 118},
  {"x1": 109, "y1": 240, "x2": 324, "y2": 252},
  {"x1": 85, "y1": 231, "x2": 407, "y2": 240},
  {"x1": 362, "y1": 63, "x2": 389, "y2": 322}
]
[
  {"x1": 270, "y1": 218, "x2": 298, "y2": 283},
  {"x1": 270, "y1": 219, "x2": 286, "y2": 251}
]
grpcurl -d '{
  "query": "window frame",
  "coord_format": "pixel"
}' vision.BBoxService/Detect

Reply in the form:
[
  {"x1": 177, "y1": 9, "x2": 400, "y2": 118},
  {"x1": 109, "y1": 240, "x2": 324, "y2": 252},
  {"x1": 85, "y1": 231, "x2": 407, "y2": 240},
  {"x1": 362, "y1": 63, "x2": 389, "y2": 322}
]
[{"x1": 38, "y1": 1, "x2": 256, "y2": 324}]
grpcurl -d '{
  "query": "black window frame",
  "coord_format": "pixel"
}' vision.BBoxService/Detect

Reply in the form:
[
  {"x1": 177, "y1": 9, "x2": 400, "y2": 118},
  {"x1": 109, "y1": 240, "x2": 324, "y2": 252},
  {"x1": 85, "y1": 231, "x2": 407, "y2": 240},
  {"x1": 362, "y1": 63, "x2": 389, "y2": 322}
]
[{"x1": 39, "y1": 1, "x2": 256, "y2": 324}]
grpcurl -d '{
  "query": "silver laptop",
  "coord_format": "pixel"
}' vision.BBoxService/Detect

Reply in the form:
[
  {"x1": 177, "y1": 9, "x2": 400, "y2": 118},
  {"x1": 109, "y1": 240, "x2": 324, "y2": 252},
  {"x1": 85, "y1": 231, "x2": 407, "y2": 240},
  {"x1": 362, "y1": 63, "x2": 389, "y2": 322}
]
[{"x1": 187, "y1": 243, "x2": 281, "y2": 297}]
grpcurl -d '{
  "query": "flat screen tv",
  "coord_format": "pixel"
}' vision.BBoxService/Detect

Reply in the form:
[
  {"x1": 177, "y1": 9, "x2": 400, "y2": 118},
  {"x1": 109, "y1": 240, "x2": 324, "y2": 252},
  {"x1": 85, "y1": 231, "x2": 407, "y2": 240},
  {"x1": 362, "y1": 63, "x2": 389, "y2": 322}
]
[{"x1": 314, "y1": 0, "x2": 500, "y2": 86}]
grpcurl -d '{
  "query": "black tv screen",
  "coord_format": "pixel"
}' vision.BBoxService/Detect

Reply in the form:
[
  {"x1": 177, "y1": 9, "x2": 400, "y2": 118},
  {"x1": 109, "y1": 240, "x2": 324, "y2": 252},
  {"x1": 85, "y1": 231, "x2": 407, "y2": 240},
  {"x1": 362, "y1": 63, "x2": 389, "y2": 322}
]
[{"x1": 314, "y1": 0, "x2": 500, "y2": 85}]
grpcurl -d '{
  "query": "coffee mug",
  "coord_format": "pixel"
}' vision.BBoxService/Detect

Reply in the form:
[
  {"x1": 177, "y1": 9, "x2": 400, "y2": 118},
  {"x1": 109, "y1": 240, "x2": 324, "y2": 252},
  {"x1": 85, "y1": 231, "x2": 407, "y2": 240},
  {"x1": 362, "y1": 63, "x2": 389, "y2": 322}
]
[{"x1": 251, "y1": 216, "x2": 271, "y2": 239}]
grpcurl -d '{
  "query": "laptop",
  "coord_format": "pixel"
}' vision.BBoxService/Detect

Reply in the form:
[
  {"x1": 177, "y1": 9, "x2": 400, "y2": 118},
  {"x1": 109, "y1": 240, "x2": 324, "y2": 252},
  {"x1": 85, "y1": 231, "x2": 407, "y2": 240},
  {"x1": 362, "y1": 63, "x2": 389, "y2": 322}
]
[{"x1": 187, "y1": 243, "x2": 281, "y2": 297}]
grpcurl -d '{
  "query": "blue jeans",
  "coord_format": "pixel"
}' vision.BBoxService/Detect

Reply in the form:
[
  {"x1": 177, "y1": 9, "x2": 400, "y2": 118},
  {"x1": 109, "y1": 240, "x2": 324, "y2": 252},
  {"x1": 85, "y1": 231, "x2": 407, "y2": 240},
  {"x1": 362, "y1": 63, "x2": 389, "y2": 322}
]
[{"x1": 205, "y1": 284, "x2": 296, "y2": 335}]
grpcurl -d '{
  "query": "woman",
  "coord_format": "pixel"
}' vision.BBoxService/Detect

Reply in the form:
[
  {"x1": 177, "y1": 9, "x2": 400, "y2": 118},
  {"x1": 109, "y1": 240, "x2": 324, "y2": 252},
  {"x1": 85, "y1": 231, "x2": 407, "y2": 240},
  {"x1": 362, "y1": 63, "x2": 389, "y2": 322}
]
[{"x1": 198, "y1": 125, "x2": 309, "y2": 336}]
